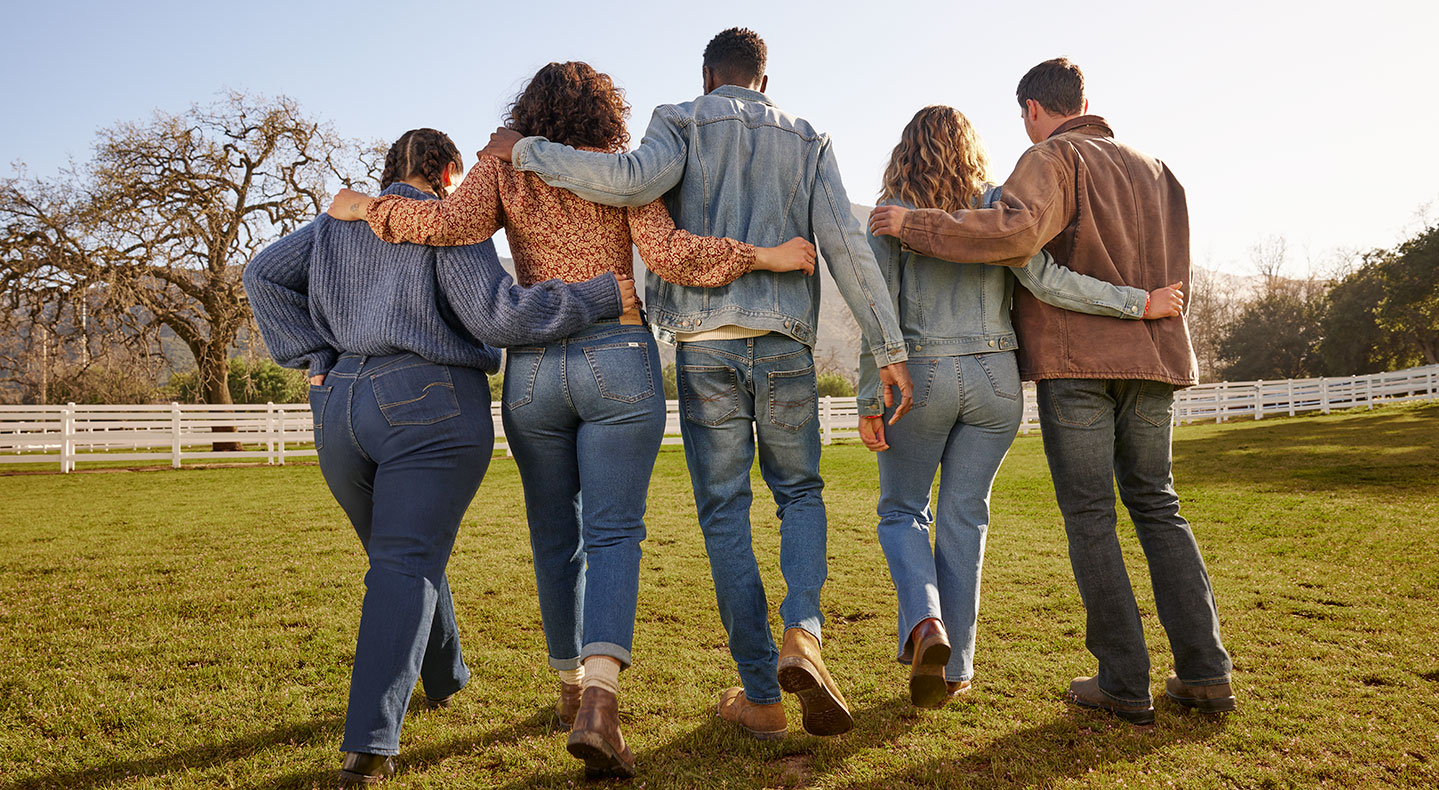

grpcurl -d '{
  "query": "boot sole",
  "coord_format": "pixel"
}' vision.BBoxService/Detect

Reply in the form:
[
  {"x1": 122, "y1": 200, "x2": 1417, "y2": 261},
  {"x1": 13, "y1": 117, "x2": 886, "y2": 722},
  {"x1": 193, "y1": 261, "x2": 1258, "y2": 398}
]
[
  {"x1": 566, "y1": 730, "x2": 636, "y2": 779},
  {"x1": 1165, "y1": 691, "x2": 1237, "y2": 713},
  {"x1": 777, "y1": 657, "x2": 854, "y2": 736},
  {"x1": 337, "y1": 769, "x2": 390, "y2": 786},
  {"x1": 1070, "y1": 694, "x2": 1156, "y2": 725},
  {"x1": 909, "y1": 634, "x2": 953, "y2": 708}
]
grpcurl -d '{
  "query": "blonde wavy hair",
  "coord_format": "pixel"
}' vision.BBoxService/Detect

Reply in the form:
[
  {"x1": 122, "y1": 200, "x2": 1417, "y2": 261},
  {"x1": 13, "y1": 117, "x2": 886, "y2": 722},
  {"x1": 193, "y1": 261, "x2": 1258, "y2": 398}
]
[{"x1": 879, "y1": 106, "x2": 991, "y2": 213}]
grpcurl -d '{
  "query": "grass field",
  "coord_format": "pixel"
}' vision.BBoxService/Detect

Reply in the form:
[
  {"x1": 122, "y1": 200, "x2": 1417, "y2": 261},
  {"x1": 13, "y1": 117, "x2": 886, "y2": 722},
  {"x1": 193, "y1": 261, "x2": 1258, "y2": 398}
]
[{"x1": 1, "y1": 403, "x2": 1436, "y2": 789}]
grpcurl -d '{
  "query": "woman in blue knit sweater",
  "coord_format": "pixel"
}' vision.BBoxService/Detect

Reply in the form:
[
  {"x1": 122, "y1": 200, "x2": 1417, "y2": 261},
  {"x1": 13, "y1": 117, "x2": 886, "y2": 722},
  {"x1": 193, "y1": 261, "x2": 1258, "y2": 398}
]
[{"x1": 244, "y1": 129, "x2": 636, "y2": 786}]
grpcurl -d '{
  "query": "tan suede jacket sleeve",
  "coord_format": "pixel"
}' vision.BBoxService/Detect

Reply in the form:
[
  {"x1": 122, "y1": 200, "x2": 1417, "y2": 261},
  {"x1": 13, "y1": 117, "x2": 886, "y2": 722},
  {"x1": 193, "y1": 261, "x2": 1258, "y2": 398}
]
[{"x1": 898, "y1": 145, "x2": 1073, "y2": 267}]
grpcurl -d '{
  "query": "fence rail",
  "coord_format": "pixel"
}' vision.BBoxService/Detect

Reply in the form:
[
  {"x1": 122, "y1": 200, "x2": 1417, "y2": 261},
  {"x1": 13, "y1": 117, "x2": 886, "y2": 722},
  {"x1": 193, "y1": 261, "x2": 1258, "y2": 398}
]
[{"x1": 3, "y1": 365, "x2": 1435, "y2": 473}]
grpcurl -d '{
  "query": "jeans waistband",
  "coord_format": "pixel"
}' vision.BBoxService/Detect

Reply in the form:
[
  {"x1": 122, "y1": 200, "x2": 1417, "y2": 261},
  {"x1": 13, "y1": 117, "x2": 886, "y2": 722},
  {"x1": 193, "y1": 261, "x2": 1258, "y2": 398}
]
[{"x1": 329, "y1": 351, "x2": 437, "y2": 378}]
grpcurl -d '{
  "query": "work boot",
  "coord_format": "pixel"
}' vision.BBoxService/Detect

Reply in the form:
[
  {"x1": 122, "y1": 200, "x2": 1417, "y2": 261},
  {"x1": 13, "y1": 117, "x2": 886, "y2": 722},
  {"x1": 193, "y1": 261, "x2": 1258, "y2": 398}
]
[
  {"x1": 338, "y1": 752, "x2": 395, "y2": 786},
  {"x1": 1164, "y1": 672, "x2": 1237, "y2": 713},
  {"x1": 565, "y1": 687, "x2": 636, "y2": 779},
  {"x1": 556, "y1": 681, "x2": 582, "y2": 729},
  {"x1": 1066, "y1": 676, "x2": 1155, "y2": 725},
  {"x1": 908, "y1": 618, "x2": 952, "y2": 709},
  {"x1": 776, "y1": 627, "x2": 854, "y2": 736},
  {"x1": 717, "y1": 686, "x2": 787, "y2": 740}
]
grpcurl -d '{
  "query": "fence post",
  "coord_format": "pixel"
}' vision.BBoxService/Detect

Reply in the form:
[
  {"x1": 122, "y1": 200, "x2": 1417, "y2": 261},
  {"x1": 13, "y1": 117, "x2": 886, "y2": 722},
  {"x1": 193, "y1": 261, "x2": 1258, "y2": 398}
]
[
  {"x1": 265, "y1": 402, "x2": 276, "y2": 465},
  {"x1": 61, "y1": 403, "x2": 76, "y2": 473},
  {"x1": 171, "y1": 402, "x2": 182, "y2": 469},
  {"x1": 277, "y1": 407, "x2": 287, "y2": 466},
  {"x1": 821, "y1": 396, "x2": 832, "y2": 446},
  {"x1": 1320, "y1": 378, "x2": 1330, "y2": 414},
  {"x1": 1254, "y1": 380, "x2": 1264, "y2": 420},
  {"x1": 1288, "y1": 379, "x2": 1296, "y2": 417},
  {"x1": 1366, "y1": 375, "x2": 1374, "y2": 410}
]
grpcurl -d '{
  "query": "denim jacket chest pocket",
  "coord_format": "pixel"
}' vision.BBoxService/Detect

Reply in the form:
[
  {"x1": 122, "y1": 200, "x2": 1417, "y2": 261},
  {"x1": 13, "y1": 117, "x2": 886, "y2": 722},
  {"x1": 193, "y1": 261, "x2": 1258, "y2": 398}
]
[{"x1": 369, "y1": 363, "x2": 462, "y2": 426}]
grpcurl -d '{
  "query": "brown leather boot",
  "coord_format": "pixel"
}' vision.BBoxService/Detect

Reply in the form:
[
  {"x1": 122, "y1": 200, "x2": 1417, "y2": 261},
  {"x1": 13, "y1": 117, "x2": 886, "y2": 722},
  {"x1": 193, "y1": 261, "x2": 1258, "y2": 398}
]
[
  {"x1": 1164, "y1": 672, "x2": 1237, "y2": 713},
  {"x1": 338, "y1": 752, "x2": 395, "y2": 785},
  {"x1": 556, "y1": 681, "x2": 582, "y2": 729},
  {"x1": 717, "y1": 686, "x2": 787, "y2": 740},
  {"x1": 776, "y1": 627, "x2": 854, "y2": 736},
  {"x1": 946, "y1": 680, "x2": 972, "y2": 698},
  {"x1": 1067, "y1": 676, "x2": 1155, "y2": 725},
  {"x1": 565, "y1": 687, "x2": 636, "y2": 778},
  {"x1": 908, "y1": 618, "x2": 952, "y2": 709}
]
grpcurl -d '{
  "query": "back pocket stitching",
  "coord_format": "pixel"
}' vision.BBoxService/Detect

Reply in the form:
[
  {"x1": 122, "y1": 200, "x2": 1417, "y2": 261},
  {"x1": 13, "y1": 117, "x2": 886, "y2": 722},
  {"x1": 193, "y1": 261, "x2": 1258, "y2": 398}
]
[
  {"x1": 681, "y1": 364, "x2": 740, "y2": 427},
  {"x1": 767, "y1": 365, "x2": 816, "y2": 431},
  {"x1": 584, "y1": 342, "x2": 655, "y2": 404}
]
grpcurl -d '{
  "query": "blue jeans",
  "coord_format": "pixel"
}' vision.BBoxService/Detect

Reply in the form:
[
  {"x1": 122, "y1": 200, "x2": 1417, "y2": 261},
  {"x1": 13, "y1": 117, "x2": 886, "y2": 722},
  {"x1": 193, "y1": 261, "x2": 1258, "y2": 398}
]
[
  {"x1": 1037, "y1": 378, "x2": 1232, "y2": 705},
  {"x1": 501, "y1": 321, "x2": 665, "y2": 670},
  {"x1": 875, "y1": 353, "x2": 1022, "y2": 683},
  {"x1": 675, "y1": 334, "x2": 826, "y2": 705},
  {"x1": 312, "y1": 352, "x2": 494, "y2": 756}
]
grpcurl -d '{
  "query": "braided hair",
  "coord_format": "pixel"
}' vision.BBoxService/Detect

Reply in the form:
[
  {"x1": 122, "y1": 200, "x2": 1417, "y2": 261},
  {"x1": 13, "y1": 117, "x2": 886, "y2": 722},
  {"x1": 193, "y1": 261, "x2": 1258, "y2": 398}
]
[{"x1": 379, "y1": 128, "x2": 463, "y2": 197}]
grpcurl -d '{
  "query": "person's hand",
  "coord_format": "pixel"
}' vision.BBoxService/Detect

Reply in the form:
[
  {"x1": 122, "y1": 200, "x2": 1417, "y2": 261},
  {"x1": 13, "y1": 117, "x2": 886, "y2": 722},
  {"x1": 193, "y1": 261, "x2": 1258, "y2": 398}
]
[
  {"x1": 309, "y1": 373, "x2": 326, "y2": 386},
  {"x1": 1144, "y1": 281, "x2": 1185, "y2": 318},
  {"x1": 616, "y1": 275, "x2": 640, "y2": 314},
  {"x1": 868, "y1": 205, "x2": 910, "y2": 238},
  {"x1": 479, "y1": 127, "x2": 523, "y2": 163},
  {"x1": 859, "y1": 415, "x2": 889, "y2": 452},
  {"x1": 327, "y1": 188, "x2": 374, "y2": 221},
  {"x1": 878, "y1": 362, "x2": 914, "y2": 423},
  {"x1": 753, "y1": 237, "x2": 817, "y2": 274}
]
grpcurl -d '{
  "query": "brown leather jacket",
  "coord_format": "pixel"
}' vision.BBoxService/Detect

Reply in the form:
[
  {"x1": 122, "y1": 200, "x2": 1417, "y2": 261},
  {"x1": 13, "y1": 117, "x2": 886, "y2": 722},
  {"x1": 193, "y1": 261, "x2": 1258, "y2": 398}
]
[{"x1": 898, "y1": 115, "x2": 1198, "y2": 386}]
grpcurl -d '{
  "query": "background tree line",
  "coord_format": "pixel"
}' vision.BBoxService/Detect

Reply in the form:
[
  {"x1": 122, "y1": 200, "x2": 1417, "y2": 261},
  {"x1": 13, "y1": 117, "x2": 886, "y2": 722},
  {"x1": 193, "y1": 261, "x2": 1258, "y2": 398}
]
[{"x1": 3, "y1": 94, "x2": 1436, "y2": 408}]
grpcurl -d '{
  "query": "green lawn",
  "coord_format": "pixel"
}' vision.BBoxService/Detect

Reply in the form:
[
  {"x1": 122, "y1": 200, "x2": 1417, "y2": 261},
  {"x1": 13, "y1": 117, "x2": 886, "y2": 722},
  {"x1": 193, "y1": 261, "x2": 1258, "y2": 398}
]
[{"x1": 2, "y1": 403, "x2": 1436, "y2": 789}]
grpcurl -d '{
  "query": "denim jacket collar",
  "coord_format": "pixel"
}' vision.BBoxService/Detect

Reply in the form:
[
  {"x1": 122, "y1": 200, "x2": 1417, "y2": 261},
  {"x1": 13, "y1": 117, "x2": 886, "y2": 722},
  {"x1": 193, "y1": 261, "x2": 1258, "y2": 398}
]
[{"x1": 708, "y1": 84, "x2": 775, "y2": 107}]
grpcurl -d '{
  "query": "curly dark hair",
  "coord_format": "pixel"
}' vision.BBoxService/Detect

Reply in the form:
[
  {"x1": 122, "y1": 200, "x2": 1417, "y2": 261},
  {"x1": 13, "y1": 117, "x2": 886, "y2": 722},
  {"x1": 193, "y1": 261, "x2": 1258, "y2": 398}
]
[
  {"x1": 379, "y1": 128, "x2": 462, "y2": 197},
  {"x1": 505, "y1": 62, "x2": 630, "y2": 152},
  {"x1": 703, "y1": 27, "x2": 766, "y2": 84}
]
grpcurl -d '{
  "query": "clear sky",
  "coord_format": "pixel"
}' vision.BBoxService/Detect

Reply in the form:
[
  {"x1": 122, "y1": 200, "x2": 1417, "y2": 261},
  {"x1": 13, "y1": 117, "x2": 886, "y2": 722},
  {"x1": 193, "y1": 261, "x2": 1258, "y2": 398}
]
[{"x1": 2, "y1": 0, "x2": 1435, "y2": 276}]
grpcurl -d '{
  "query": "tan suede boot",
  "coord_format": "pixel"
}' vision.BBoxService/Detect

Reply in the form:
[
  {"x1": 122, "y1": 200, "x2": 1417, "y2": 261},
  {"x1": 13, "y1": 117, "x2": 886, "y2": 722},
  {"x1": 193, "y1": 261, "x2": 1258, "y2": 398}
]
[
  {"x1": 717, "y1": 686, "x2": 787, "y2": 740},
  {"x1": 776, "y1": 627, "x2": 854, "y2": 736},
  {"x1": 566, "y1": 687, "x2": 635, "y2": 778},
  {"x1": 556, "y1": 681, "x2": 582, "y2": 729},
  {"x1": 1164, "y1": 672, "x2": 1237, "y2": 713}
]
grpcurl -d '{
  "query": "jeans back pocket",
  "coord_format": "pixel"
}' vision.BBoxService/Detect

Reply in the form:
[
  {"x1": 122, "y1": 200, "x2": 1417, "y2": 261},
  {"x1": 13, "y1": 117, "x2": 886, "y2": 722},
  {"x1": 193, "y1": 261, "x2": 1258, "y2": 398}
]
[
  {"x1": 504, "y1": 348, "x2": 545, "y2": 410},
  {"x1": 767, "y1": 365, "x2": 816, "y2": 431},
  {"x1": 307, "y1": 384, "x2": 331, "y2": 450},
  {"x1": 583, "y1": 341, "x2": 655, "y2": 403},
  {"x1": 370, "y1": 363, "x2": 461, "y2": 426},
  {"x1": 680, "y1": 364, "x2": 741, "y2": 426}
]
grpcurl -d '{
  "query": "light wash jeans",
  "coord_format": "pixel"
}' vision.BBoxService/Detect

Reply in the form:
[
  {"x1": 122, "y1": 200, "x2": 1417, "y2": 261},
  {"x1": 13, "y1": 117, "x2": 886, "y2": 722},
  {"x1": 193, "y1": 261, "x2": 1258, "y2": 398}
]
[
  {"x1": 501, "y1": 320, "x2": 666, "y2": 670},
  {"x1": 1037, "y1": 378, "x2": 1232, "y2": 705},
  {"x1": 675, "y1": 334, "x2": 826, "y2": 705},
  {"x1": 313, "y1": 352, "x2": 493, "y2": 756},
  {"x1": 875, "y1": 353, "x2": 1022, "y2": 683}
]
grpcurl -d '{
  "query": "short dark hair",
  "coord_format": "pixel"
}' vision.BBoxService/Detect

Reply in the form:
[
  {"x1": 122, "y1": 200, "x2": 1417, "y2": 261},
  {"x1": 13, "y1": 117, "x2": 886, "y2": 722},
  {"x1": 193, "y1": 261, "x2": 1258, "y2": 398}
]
[
  {"x1": 1016, "y1": 58, "x2": 1085, "y2": 116},
  {"x1": 703, "y1": 27, "x2": 766, "y2": 85}
]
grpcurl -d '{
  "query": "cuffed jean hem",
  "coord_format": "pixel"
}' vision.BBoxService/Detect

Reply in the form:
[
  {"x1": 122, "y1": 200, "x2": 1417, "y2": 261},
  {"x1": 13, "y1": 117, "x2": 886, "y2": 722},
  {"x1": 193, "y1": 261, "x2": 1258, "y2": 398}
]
[
  {"x1": 581, "y1": 641, "x2": 632, "y2": 670},
  {"x1": 1179, "y1": 674, "x2": 1233, "y2": 686},
  {"x1": 784, "y1": 621, "x2": 823, "y2": 646},
  {"x1": 548, "y1": 655, "x2": 582, "y2": 671},
  {"x1": 339, "y1": 745, "x2": 400, "y2": 757},
  {"x1": 745, "y1": 691, "x2": 784, "y2": 705}
]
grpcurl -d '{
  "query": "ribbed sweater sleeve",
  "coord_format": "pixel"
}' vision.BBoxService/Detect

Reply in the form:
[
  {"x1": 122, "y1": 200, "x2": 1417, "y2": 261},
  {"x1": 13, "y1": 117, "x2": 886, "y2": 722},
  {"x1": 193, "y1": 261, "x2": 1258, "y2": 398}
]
[
  {"x1": 435, "y1": 243, "x2": 622, "y2": 347},
  {"x1": 242, "y1": 222, "x2": 340, "y2": 376}
]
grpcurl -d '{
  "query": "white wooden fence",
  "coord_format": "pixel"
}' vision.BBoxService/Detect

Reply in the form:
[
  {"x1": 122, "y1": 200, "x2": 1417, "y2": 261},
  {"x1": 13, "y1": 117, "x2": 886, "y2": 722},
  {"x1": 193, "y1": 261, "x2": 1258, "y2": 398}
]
[{"x1": 2, "y1": 365, "x2": 1435, "y2": 473}]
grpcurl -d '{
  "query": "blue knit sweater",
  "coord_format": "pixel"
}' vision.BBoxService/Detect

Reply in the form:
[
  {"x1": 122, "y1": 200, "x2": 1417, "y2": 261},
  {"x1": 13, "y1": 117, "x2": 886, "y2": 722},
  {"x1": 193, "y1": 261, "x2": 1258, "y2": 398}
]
[{"x1": 244, "y1": 183, "x2": 622, "y2": 376}]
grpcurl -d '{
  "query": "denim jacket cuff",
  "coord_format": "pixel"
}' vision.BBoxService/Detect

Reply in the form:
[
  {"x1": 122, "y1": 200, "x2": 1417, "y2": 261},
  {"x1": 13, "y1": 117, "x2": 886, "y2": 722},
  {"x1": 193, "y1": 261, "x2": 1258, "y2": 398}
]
[
  {"x1": 511, "y1": 137, "x2": 543, "y2": 172},
  {"x1": 856, "y1": 398, "x2": 883, "y2": 417},
  {"x1": 1122, "y1": 288, "x2": 1147, "y2": 319},
  {"x1": 873, "y1": 344, "x2": 908, "y2": 365}
]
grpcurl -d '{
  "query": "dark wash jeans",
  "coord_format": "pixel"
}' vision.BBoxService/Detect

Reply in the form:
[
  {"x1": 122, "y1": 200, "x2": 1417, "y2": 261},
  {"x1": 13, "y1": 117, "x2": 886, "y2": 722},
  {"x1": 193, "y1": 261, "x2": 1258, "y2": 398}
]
[
  {"x1": 311, "y1": 352, "x2": 494, "y2": 755},
  {"x1": 1037, "y1": 378, "x2": 1231, "y2": 704},
  {"x1": 501, "y1": 320, "x2": 666, "y2": 670},
  {"x1": 675, "y1": 334, "x2": 826, "y2": 705}
]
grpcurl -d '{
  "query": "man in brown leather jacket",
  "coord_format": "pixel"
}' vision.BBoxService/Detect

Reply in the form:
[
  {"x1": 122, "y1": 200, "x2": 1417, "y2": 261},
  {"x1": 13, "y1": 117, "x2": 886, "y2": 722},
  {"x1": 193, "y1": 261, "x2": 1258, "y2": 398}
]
[{"x1": 870, "y1": 57, "x2": 1235, "y2": 725}]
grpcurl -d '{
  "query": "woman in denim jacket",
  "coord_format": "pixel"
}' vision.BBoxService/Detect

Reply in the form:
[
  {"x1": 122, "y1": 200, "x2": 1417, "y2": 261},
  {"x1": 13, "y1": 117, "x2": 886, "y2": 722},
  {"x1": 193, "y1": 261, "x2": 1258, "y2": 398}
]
[
  {"x1": 245, "y1": 128, "x2": 637, "y2": 785},
  {"x1": 857, "y1": 106, "x2": 1183, "y2": 709}
]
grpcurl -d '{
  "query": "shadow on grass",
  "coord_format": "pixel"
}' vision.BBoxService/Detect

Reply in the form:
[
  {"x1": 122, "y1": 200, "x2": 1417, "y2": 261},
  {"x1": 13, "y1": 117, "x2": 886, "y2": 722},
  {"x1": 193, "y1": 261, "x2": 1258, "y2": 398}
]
[
  {"x1": 1175, "y1": 404, "x2": 1439, "y2": 490},
  {"x1": 836, "y1": 701, "x2": 1229, "y2": 789},
  {"x1": 10, "y1": 715, "x2": 343, "y2": 790}
]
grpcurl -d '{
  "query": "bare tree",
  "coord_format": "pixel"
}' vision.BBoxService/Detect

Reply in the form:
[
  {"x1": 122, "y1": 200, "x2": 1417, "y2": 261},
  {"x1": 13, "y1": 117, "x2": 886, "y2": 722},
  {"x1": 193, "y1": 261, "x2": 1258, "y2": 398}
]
[{"x1": 1, "y1": 93, "x2": 377, "y2": 442}]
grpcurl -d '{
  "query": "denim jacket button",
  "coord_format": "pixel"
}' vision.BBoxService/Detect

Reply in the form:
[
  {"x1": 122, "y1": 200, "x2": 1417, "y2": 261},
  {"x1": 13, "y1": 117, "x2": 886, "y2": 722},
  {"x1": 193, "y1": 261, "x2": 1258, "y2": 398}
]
[{"x1": 987, "y1": 340, "x2": 996, "y2": 347}]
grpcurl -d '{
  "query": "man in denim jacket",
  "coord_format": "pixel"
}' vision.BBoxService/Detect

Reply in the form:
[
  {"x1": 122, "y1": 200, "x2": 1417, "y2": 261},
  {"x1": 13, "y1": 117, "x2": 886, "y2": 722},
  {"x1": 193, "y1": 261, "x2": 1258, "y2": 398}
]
[{"x1": 485, "y1": 28, "x2": 912, "y2": 739}]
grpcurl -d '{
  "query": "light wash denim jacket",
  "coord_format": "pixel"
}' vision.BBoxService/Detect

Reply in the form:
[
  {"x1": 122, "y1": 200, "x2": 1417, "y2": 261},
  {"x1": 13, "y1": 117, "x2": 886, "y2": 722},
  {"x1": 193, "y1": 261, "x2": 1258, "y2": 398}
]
[
  {"x1": 511, "y1": 85, "x2": 907, "y2": 367},
  {"x1": 855, "y1": 186, "x2": 1147, "y2": 416}
]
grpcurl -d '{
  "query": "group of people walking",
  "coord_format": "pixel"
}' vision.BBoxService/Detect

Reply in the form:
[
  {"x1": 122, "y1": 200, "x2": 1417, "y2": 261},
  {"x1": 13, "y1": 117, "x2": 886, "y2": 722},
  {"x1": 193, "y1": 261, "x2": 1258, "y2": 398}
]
[{"x1": 245, "y1": 27, "x2": 1235, "y2": 786}]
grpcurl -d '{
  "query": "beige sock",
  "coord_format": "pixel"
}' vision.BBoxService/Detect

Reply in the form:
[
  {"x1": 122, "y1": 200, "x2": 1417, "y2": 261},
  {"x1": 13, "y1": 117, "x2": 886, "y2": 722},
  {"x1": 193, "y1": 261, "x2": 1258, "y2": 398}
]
[
  {"x1": 581, "y1": 656, "x2": 621, "y2": 695},
  {"x1": 558, "y1": 665, "x2": 585, "y2": 686}
]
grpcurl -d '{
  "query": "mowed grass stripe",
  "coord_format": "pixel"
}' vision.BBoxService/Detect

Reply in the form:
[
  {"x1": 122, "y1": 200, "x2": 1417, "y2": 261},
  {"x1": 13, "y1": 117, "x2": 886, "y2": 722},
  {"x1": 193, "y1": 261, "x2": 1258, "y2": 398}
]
[{"x1": 1, "y1": 402, "x2": 1435, "y2": 788}]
